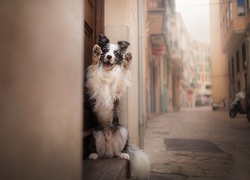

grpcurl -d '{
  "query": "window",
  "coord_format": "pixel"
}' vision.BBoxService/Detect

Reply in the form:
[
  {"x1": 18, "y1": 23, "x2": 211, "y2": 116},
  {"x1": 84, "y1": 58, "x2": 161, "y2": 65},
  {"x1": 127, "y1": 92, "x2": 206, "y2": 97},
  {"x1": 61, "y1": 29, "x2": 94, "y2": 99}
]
[
  {"x1": 236, "y1": 50, "x2": 240, "y2": 73},
  {"x1": 205, "y1": 66, "x2": 210, "y2": 73},
  {"x1": 223, "y1": 17, "x2": 226, "y2": 36},
  {"x1": 205, "y1": 55, "x2": 208, "y2": 62},
  {"x1": 197, "y1": 74, "x2": 200, "y2": 80},
  {"x1": 242, "y1": 43, "x2": 247, "y2": 69},
  {"x1": 225, "y1": 19, "x2": 227, "y2": 34},
  {"x1": 230, "y1": 1, "x2": 233, "y2": 20},
  {"x1": 231, "y1": 57, "x2": 235, "y2": 78},
  {"x1": 201, "y1": 74, "x2": 204, "y2": 82},
  {"x1": 226, "y1": 9, "x2": 229, "y2": 28},
  {"x1": 206, "y1": 85, "x2": 211, "y2": 89},
  {"x1": 196, "y1": 54, "x2": 200, "y2": 61},
  {"x1": 200, "y1": 65, "x2": 204, "y2": 72},
  {"x1": 197, "y1": 66, "x2": 200, "y2": 72},
  {"x1": 238, "y1": 0, "x2": 245, "y2": 16}
]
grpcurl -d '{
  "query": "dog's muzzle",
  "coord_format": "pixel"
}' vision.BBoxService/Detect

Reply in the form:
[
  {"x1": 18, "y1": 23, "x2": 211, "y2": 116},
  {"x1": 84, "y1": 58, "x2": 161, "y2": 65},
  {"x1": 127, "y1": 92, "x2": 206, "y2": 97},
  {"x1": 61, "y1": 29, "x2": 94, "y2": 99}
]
[{"x1": 103, "y1": 55, "x2": 114, "y2": 69}]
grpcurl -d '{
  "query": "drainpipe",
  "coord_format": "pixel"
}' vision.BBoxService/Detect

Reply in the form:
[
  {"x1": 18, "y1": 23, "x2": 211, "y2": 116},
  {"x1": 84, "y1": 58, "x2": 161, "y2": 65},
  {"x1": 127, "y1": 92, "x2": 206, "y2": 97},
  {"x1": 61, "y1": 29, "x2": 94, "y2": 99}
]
[{"x1": 138, "y1": 0, "x2": 144, "y2": 149}]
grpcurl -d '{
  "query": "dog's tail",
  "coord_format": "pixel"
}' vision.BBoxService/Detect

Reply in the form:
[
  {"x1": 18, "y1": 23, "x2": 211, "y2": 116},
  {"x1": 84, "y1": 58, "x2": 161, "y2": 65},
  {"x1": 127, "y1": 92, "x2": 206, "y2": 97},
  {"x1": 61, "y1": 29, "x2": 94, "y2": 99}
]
[{"x1": 126, "y1": 144, "x2": 151, "y2": 179}]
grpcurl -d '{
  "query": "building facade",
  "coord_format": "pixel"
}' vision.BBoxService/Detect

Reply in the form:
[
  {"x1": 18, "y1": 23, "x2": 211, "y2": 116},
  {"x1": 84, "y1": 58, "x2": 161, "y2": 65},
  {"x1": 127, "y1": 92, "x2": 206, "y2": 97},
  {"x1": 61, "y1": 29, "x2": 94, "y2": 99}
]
[
  {"x1": 210, "y1": 0, "x2": 229, "y2": 108},
  {"x1": 193, "y1": 41, "x2": 212, "y2": 106},
  {"x1": 166, "y1": 11, "x2": 211, "y2": 109},
  {"x1": 217, "y1": 0, "x2": 249, "y2": 110},
  {"x1": 165, "y1": 1, "x2": 184, "y2": 112},
  {"x1": 175, "y1": 13, "x2": 198, "y2": 108},
  {"x1": 147, "y1": 0, "x2": 167, "y2": 118}
]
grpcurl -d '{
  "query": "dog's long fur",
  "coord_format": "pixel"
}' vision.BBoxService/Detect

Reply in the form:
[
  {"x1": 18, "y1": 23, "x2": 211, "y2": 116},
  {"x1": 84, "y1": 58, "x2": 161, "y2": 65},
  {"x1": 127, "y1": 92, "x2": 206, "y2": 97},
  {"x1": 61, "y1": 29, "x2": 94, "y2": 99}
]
[
  {"x1": 85, "y1": 35, "x2": 151, "y2": 179},
  {"x1": 88, "y1": 125, "x2": 151, "y2": 179},
  {"x1": 86, "y1": 35, "x2": 132, "y2": 127}
]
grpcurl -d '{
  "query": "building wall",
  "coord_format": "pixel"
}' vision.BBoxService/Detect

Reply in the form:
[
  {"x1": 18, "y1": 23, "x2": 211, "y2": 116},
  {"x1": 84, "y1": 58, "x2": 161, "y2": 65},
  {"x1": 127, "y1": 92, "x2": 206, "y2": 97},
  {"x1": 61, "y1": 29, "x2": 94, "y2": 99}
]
[
  {"x1": 166, "y1": 55, "x2": 174, "y2": 112},
  {"x1": 194, "y1": 42, "x2": 212, "y2": 106},
  {"x1": 217, "y1": 0, "x2": 250, "y2": 109},
  {"x1": 104, "y1": 0, "x2": 140, "y2": 145},
  {"x1": 165, "y1": 1, "x2": 175, "y2": 112},
  {"x1": 210, "y1": 0, "x2": 229, "y2": 105},
  {"x1": 147, "y1": 53, "x2": 164, "y2": 117},
  {"x1": 146, "y1": 0, "x2": 167, "y2": 117},
  {"x1": 0, "y1": 1, "x2": 82, "y2": 179}
]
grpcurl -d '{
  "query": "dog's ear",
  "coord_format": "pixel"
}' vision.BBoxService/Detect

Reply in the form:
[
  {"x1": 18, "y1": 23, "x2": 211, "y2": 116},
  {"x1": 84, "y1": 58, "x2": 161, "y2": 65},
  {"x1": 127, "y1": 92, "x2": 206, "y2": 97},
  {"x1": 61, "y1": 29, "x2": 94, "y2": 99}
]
[
  {"x1": 118, "y1": 41, "x2": 130, "y2": 54},
  {"x1": 97, "y1": 34, "x2": 110, "y2": 48}
]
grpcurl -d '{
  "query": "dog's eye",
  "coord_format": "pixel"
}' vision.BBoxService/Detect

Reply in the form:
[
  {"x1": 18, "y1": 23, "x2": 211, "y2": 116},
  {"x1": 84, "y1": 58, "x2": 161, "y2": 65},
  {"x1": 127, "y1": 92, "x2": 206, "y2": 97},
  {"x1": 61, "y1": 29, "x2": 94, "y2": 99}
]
[
  {"x1": 114, "y1": 51, "x2": 118, "y2": 56},
  {"x1": 102, "y1": 47, "x2": 109, "y2": 54},
  {"x1": 102, "y1": 49, "x2": 108, "y2": 54}
]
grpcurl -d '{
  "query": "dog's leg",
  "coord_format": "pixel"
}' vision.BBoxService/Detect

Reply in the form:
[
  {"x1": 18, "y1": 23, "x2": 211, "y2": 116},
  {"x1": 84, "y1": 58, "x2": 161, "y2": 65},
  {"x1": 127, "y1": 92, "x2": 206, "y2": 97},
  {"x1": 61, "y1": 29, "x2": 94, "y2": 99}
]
[
  {"x1": 88, "y1": 153, "x2": 99, "y2": 160},
  {"x1": 113, "y1": 126, "x2": 130, "y2": 160},
  {"x1": 92, "y1": 44, "x2": 102, "y2": 65},
  {"x1": 123, "y1": 52, "x2": 132, "y2": 69},
  {"x1": 118, "y1": 152, "x2": 130, "y2": 160}
]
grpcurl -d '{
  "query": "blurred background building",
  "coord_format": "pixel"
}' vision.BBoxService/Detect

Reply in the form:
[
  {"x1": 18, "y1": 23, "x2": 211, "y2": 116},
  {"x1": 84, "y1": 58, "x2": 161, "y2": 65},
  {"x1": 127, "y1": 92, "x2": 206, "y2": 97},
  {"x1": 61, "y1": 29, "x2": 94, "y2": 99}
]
[
  {"x1": 193, "y1": 41, "x2": 212, "y2": 106},
  {"x1": 210, "y1": 0, "x2": 249, "y2": 111}
]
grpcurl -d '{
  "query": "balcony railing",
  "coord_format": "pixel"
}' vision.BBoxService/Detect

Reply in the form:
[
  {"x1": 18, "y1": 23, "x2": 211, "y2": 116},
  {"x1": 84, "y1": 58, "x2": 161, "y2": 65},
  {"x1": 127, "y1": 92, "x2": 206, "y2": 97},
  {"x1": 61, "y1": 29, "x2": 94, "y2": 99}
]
[{"x1": 147, "y1": 0, "x2": 166, "y2": 35}]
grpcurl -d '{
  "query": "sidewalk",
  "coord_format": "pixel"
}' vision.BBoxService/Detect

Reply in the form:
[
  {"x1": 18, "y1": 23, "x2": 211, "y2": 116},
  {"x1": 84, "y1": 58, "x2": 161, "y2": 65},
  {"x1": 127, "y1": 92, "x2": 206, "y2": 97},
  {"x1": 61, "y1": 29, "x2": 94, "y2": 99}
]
[{"x1": 144, "y1": 107, "x2": 250, "y2": 180}]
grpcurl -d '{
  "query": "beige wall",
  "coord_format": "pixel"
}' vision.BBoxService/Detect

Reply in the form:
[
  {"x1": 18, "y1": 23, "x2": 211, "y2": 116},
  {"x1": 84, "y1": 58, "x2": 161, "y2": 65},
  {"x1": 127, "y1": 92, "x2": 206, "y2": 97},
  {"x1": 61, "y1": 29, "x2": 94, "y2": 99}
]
[
  {"x1": 104, "y1": 0, "x2": 139, "y2": 145},
  {"x1": 210, "y1": 0, "x2": 229, "y2": 103},
  {"x1": 142, "y1": 0, "x2": 149, "y2": 134},
  {"x1": 167, "y1": 62, "x2": 174, "y2": 112},
  {"x1": 0, "y1": 1, "x2": 82, "y2": 179}
]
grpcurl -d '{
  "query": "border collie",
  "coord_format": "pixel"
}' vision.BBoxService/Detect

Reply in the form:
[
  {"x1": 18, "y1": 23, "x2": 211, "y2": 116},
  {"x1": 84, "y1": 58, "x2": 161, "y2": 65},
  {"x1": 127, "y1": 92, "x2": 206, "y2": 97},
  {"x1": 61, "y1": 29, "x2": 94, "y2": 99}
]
[
  {"x1": 86, "y1": 34, "x2": 150, "y2": 179},
  {"x1": 86, "y1": 34, "x2": 132, "y2": 128}
]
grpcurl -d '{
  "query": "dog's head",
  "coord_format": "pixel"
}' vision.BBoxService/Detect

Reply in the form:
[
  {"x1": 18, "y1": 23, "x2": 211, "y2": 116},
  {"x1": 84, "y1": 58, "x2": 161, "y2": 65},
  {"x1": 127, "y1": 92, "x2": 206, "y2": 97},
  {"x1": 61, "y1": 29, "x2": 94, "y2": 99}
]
[{"x1": 97, "y1": 34, "x2": 130, "y2": 70}]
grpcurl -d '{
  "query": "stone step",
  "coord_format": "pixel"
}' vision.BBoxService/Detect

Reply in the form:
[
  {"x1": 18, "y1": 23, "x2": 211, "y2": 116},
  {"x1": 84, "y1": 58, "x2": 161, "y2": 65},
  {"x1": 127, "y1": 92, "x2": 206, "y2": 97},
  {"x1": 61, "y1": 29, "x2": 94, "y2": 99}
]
[{"x1": 83, "y1": 158, "x2": 129, "y2": 180}]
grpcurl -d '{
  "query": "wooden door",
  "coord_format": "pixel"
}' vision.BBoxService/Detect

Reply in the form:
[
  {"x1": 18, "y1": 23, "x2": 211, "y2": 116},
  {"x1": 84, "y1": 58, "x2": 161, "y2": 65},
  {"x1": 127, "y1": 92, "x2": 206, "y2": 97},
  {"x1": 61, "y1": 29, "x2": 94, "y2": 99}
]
[{"x1": 84, "y1": 0, "x2": 104, "y2": 157}]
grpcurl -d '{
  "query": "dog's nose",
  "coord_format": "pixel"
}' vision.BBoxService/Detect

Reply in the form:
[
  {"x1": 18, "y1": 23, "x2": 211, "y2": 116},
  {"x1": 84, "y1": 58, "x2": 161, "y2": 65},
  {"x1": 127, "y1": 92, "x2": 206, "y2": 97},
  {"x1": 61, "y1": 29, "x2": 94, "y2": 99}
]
[{"x1": 106, "y1": 55, "x2": 112, "y2": 60}]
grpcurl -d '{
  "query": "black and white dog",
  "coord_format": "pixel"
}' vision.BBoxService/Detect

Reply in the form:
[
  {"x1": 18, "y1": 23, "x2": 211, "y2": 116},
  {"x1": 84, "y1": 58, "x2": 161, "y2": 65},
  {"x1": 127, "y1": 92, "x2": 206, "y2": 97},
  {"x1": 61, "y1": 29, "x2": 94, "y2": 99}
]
[
  {"x1": 86, "y1": 34, "x2": 132, "y2": 128},
  {"x1": 86, "y1": 34, "x2": 150, "y2": 179}
]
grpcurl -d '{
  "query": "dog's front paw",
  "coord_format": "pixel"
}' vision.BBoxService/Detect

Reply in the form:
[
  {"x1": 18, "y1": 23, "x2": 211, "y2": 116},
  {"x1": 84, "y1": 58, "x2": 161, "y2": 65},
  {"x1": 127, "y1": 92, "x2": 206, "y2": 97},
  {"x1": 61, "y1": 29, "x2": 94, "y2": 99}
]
[
  {"x1": 88, "y1": 153, "x2": 99, "y2": 160},
  {"x1": 123, "y1": 52, "x2": 132, "y2": 69},
  {"x1": 125, "y1": 52, "x2": 132, "y2": 61},
  {"x1": 93, "y1": 45, "x2": 102, "y2": 56},
  {"x1": 92, "y1": 45, "x2": 102, "y2": 65},
  {"x1": 119, "y1": 153, "x2": 130, "y2": 160}
]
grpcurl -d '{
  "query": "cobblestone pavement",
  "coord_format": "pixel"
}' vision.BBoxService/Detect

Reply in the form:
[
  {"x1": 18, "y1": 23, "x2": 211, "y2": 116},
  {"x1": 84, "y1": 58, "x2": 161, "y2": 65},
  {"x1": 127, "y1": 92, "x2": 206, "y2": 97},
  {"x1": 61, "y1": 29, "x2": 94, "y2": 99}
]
[{"x1": 144, "y1": 107, "x2": 250, "y2": 180}]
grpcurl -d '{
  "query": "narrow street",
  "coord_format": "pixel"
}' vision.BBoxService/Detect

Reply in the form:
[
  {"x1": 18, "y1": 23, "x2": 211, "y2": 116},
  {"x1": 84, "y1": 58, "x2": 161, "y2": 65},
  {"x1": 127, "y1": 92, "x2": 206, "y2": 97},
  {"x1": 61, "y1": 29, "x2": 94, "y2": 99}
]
[{"x1": 145, "y1": 107, "x2": 250, "y2": 180}]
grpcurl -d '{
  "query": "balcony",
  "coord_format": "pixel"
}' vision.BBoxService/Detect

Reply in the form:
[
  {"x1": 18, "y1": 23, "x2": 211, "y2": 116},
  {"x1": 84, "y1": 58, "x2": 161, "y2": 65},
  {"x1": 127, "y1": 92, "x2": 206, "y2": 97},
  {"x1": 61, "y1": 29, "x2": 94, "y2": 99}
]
[
  {"x1": 204, "y1": 88, "x2": 212, "y2": 96},
  {"x1": 172, "y1": 65, "x2": 183, "y2": 79},
  {"x1": 148, "y1": 0, "x2": 166, "y2": 35},
  {"x1": 171, "y1": 48, "x2": 183, "y2": 68},
  {"x1": 222, "y1": 17, "x2": 245, "y2": 53},
  {"x1": 150, "y1": 35, "x2": 166, "y2": 56},
  {"x1": 167, "y1": 36, "x2": 183, "y2": 68}
]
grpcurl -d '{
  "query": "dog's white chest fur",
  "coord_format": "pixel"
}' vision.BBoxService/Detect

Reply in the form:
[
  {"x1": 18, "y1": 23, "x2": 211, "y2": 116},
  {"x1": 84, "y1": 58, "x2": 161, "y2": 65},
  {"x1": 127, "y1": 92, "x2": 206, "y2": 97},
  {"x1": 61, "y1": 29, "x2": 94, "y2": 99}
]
[
  {"x1": 86, "y1": 36, "x2": 132, "y2": 126},
  {"x1": 86, "y1": 57, "x2": 131, "y2": 124}
]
